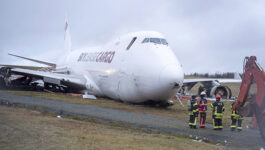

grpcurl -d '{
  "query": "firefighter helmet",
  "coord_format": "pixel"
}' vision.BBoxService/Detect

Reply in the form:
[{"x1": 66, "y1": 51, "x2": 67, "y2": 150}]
[
  {"x1": 200, "y1": 91, "x2": 206, "y2": 95},
  {"x1": 216, "y1": 94, "x2": 221, "y2": 99}
]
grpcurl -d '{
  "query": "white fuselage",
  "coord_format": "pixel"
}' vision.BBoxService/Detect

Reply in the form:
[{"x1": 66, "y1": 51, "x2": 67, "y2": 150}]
[{"x1": 61, "y1": 31, "x2": 184, "y2": 103}]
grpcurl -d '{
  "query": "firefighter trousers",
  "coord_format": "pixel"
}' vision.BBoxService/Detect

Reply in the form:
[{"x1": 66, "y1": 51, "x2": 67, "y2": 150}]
[
  {"x1": 189, "y1": 114, "x2": 197, "y2": 128},
  {"x1": 213, "y1": 117, "x2": 223, "y2": 130},
  {"x1": 199, "y1": 112, "x2": 206, "y2": 128},
  {"x1": 231, "y1": 116, "x2": 243, "y2": 131}
]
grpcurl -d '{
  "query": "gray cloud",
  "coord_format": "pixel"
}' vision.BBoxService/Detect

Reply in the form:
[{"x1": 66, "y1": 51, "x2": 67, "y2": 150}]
[{"x1": 0, "y1": 0, "x2": 264, "y2": 73}]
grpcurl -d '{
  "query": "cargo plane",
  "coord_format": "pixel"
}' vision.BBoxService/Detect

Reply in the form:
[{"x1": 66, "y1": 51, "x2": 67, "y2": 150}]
[{"x1": 0, "y1": 20, "x2": 241, "y2": 106}]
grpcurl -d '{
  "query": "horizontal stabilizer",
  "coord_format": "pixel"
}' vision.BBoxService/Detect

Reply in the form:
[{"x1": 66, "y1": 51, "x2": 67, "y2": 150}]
[{"x1": 8, "y1": 53, "x2": 56, "y2": 68}]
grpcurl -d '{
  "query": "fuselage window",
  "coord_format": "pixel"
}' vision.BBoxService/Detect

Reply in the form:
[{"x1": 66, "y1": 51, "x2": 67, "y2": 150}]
[{"x1": 126, "y1": 37, "x2": 137, "y2": 50}]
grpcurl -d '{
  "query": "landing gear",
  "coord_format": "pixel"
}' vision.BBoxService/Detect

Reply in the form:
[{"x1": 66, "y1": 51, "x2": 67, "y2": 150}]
[
  {"x1": 0, "y1": 77, "x2": 6, "y2": 89},
  {"x1": 0, "y1": 67, "x2": 11, "y2": 89},
  {"x1": 143, "y1": 100, "x2": 174, "y2": 108},
  {"x1": 44, "y1": 83, "x2": 69, "y2": 93},
  {"x1": 158, "y1": 100, "x2": 174, "y2": 108}
]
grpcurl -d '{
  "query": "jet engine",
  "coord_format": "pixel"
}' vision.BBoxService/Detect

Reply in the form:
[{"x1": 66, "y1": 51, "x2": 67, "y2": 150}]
[
  {"x1": 198, "y1": 85, "x2": 232, "y2": 99},
  {"x1": 183, "y1": 80, "x2": 233, "y2": 99}
]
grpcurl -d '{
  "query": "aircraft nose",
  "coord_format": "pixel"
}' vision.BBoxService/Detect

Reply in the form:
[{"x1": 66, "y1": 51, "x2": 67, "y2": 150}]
[{"x1": 159, "y1": 64, "x2": 184, "y2": 89}]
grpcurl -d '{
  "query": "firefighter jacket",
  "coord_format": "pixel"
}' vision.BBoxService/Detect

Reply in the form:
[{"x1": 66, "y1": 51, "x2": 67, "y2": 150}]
[
  {"x1": 211, "y1": 101, "x2": 225, "y2": 119},
  {"x1": 189, "y1": 99, "x2": 199, "y2": 116}
]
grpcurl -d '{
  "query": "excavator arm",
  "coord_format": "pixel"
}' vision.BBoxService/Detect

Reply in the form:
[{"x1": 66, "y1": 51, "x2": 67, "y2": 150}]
[{"x1": 233, "y1": 56, "x2": 265, "y2": 140}]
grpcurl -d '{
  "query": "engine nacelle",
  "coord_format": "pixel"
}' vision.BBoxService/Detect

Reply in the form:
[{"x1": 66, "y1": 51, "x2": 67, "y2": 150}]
[
  {"x1": 198, "y1": 85, "x2": 232, "y2": 99},
  {"x1": 210, "y1": 85, "x2": 232, "y2": 99}
]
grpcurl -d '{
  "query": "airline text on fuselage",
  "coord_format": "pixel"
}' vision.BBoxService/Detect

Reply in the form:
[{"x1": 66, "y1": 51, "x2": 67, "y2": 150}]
[{"x1": 77, "y1": 51, "x2": 115, "y2": 63}]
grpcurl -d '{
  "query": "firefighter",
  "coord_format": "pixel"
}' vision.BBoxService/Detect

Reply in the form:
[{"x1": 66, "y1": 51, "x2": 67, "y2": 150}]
[
  {"x1": 198, "y1": 91, "x2": 207, "y2": 128},
  {"x1": 211, "y1": 94, "x2": 225, "y2": 130},
  {"x1": 231, "y1": 102, "x2": 243, "y2": 131},
  {"x1": 188, "y1": 95, "x2": 199, "y2": 129}
]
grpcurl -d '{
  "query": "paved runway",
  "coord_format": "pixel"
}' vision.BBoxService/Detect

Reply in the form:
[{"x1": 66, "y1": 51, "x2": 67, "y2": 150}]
[{"x1": 0, "y1": 91, "x2": 264, "y2": 148}]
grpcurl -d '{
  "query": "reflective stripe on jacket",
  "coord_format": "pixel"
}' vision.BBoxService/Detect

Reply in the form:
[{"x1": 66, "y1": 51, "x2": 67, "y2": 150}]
[
  {"x1": 189, "y1": 99, "x2": 198, "y2": 115},
  {"x1": 211, "y1": 101, "x2": 225, "y2": 118},
  {"x1": 231, "y1": 103, "x2": 243, "y2": 119}
]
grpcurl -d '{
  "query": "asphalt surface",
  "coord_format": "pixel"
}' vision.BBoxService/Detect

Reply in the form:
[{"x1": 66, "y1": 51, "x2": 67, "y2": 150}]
[{"x1": 0, "y1": 91, "x2": 264, "y2": 148}]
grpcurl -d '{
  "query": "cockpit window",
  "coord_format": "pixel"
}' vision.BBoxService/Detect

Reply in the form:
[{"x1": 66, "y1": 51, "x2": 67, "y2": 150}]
[
  {"x1": 142, "y1": 38, "x2": 149, "y2": 43},
  {"x1": 150, "y1": 38, "x2": 161, "y2": 44},
  {"x1": 126, "y1": 37, "x2": 137, "y2": 50},
  {"x1": 161, "y1": 39, "x2": 168, "y2": 45},
  {"x1": 142, "y1": 38, "x2": 168, "y2": 45}
]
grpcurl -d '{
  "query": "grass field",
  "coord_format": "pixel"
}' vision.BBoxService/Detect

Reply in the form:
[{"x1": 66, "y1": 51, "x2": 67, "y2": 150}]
[
  {"x1": 0, "y1": 105, "x2": 226, "y2": 150},
  {"x1": 4, "y1": 90, "x2": 252, "y2": 127}
]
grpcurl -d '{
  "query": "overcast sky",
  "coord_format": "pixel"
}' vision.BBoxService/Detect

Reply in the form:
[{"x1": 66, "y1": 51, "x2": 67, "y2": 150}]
[{"x1": 0, "y1": 0, "x2": 264, "y2": 74}]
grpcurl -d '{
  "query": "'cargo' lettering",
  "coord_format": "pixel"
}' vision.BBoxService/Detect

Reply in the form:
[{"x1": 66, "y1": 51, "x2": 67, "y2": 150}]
[{"x1": 78, "y1": 51, "x2": 115, "y2": 63}]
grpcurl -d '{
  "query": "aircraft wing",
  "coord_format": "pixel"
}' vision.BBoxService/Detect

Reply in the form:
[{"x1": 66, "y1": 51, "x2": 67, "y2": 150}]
[
  {"x1": 0, "y1": 66, "x2": 101, "y2": 97},
  {"x1": 9, "y1": 68, "x2": 87, "y2": 90},
  {"x1": 184, "y1": 78, "x2": 241, "y2": 84},
  {"x1": 182, "y1": 75, "x2": 242, "y2": 98},
  {"x1": 183, "y1": 77, "x2": 241, "y2": 92},
  {"x1": 0, "y1": 53, "x2": 77, "y2": 87},
  {"x1": 184, "y1": 72, "x2": 241, "y2": 84},
  {"x1": 0, "y1": 64, "x2": 42, "y2": 70},
  {"x1": 183, "y1": 79, "x2": 220, "y2": 91},
  {"x1": 0, "y1": 53, "x2": 101, "y2": 95},
  {"x1": 184, "y1": 78, "x2": 219, "y2": 83},
  {"x1": 8, "y1": 53, "x2": 56, "y2": 68}
]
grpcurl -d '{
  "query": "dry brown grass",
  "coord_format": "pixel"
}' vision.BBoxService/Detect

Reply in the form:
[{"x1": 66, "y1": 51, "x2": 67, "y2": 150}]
[
  {"x1": 0, "y1": 105, "x2": 225, "y2": 150},
  {"x1": 5, "y1": 90, "x2": 186, "y2": 119},
  {"x1": 4, "y1": 90, "x2": 253, "y2": 127}
]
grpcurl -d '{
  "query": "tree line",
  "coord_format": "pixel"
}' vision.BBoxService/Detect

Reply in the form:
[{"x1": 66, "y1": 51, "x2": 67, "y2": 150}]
[{"x1": 186, "y1": 72, "x2": 240, "y2": 78}]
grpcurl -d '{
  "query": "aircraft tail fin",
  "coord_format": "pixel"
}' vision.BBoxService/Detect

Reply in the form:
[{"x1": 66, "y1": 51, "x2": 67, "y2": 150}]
[
  {"x1": 64, "y1": 16, "x2": 72, "y2": 53},
  {"x1": 8, "y1": 53, "x2": 56, "y2": 68}
]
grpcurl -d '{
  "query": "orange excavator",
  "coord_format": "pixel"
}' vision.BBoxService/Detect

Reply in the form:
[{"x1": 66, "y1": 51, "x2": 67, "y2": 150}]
[{"x1": 233, "y1": 56, "x2": 265, "y2": 140}]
